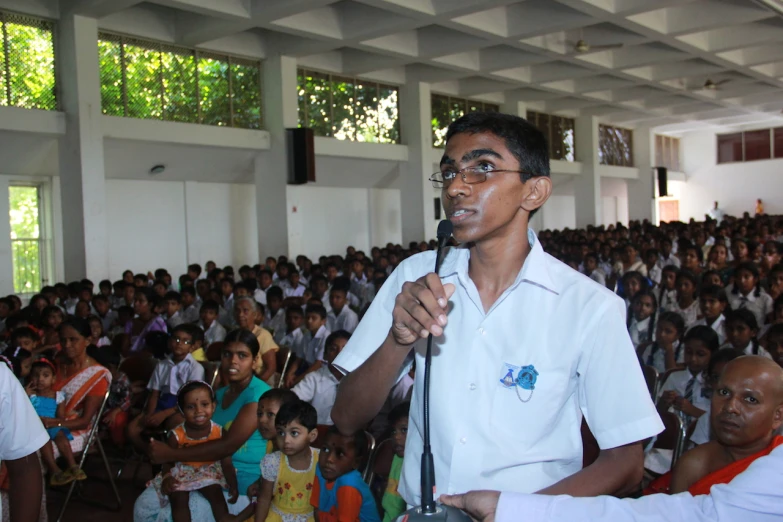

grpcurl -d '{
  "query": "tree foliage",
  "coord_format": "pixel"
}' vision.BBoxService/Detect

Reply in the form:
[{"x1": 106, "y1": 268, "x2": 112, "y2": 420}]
[
  {"x1": 9, "y1": 186, "x2": 41, "y2": 294},
  {"x1": 297, "y1": 69, "x2": 400, "y2": 144},
  {"x1": 98, "y1": 34, "x2": 262, "y2": 129},
  {"x1": 0, "y1": 15, "x2": 56, "y2": 110},
  {"x1": 431, "y1": 94, "x2": 499, "y2": 147}
]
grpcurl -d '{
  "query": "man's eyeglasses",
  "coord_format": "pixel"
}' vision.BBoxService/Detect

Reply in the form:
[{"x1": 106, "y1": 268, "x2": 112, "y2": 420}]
[{"x1": 429, "y1": 166, "x2": 533, "y2": 188}]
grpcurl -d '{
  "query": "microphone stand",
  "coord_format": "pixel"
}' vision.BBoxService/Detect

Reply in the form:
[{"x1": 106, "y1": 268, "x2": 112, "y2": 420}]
[{"x1": 401, "y1": 220, "x2": 470, "y2": 522}]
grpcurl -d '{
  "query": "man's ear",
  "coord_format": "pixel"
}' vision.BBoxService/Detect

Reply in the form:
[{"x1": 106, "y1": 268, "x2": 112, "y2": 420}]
[
  {"x1": 772, "y1": 403, "x2": 783, "y2": 432},
  {"x1": 520, "y1": 176, "x2": 552, "y2": 213}
]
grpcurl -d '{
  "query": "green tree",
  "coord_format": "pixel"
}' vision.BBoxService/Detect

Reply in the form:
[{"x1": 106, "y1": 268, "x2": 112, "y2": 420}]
[
  {"x1": 8, "y1": 186, "x2": 41, "y2": 294},
  {"x1": 0, "y1": 17, "x2": 56, "y2": 110}
]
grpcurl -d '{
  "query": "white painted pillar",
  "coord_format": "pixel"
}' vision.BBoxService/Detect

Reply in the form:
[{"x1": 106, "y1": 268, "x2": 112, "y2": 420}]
[
  {"x1": 574, "y1": 115, "x2": 601, "y2": 228},
  {"x1": 629, "y1": 126, "x2": 656, "y2": 224},
  {"x1": 57, "y1": 14, "x2": 109, "y2": 281},
  {"x1": 258, "y1": 54, "x2": 297, "y2": 260},
  {"x1": 399, "y1": 80, "x2": 433, "y2": 243},
  {"x1": 0, "y1": 177, "x2": 13, "y2": 295}
]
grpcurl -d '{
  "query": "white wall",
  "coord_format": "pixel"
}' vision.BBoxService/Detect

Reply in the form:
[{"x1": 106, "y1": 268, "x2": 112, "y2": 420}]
[
  {"x1": 601, "y1": 177, "x2": 629, "y2": 227},
  {"x1": 679, "y1": 128, "x2": 783, "y2": 221}
]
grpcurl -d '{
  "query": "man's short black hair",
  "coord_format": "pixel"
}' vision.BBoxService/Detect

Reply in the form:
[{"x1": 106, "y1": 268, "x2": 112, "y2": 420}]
[
  {"x1": 267, "y1": 286, "x2": 284, "y2": 301},
  {"x1": 275, "y1": 400, "x2": 317, "y2": 431},
  {"x1": 305, "y1": 304, "x2": 327, "y2": 320},
  {"x1": 164, "y1": 291, "x2": 182, "y2": 303},
  {"x1": 388, "y1": 401, "x2": 410, "y2": 425}
]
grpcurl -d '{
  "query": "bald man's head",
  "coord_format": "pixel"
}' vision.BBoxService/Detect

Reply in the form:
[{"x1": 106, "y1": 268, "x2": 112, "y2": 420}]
[{"x1": 711, "y1": 355, "x2": 783, "y2": 449}]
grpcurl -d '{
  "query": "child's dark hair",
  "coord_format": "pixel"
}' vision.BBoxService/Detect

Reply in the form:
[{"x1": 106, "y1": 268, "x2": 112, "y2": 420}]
[
  {"x1": 275, "y1": 400, "x2": 318, "y2": 431},
  {"x1": 768, "y1": 323, "x2": 783, "y2": 340},
  {"x1": 331, "y1": 277, "x2": 351, "y2": 294},
  {"x1": 200, "y1": 299, "x2": 220, "y2": 314},
  {"x1": 92, "y1": 345, "x2": 121, "y2": 369},
  {"x1": 259, "y1": 388, "x2": 299, "y2": 406},
  {"x1": 619, "y1": 270, "x2": 648, "y2": 299},
  {"x1": 327, "y1": 426, "x2": 369, "y2": 462},
  {"x1": 285, "y1": 305, "x2": 304, "y2": 318},
  {"x1": 1, "y1": 346, "x2": 32, "y2": 377},
  {"x1": 176, "y1": 380, "x2": 215, "y2": 410},
  {"x1": 708, "y1": 348, "x2": 742, "y2": 377},
  {"x1": 388, "y1": 401, "x2": 410, "y2": 425},
  {"x1": 726, "y1": 309, "x2": 760, "y2": 354},
  {"x1": 646, "y1": 311, "x2": 686, "y2": 366},
  {"x1": 676, "y1": 269, "x2": 699, "y2": 294},
  {"x1": 10, "y1": 327, "x2": 38, "y2": 347},
  {"x1": 627, "y1": 289, "x2": 658, "y2": 345},
  {"x1": 175, "y1": 323, "x2": 204, "y2": 345},
  {"x1": 266, "y1": 286, "x2": 284, "y2": 302},
  {"x1": 683, "y1": 325, "x2": 720, "y2": 354},
  {"x1": 325, "y1": 330, "x2": 351, "y2": 348},
  {"x1": 224, "y1": 328, "x2": 261, "y2": 357},
  {"x1": 180, "y1": 286, "x2": 196, "y2": 298},
  {"x1": 733, "y1": 261, "x2": 761, "y2": 298},
  {"x1": 661, "y1": 264, "x2": 679, "y2": 281},
  {"x1": 305, "y1": 304, "x2": 327, "y2": 320},
  {"x1": 31, "y1": 356, "x2": 57, "y2": 375},
  {"x1": 164, "y1": 291, "x2": 182, "y2": 304},
  {"x1": 145, "y1": 331, "x2": 170, "y2": 360},
  {"x1": 700, "y1": 284, "x2": 727, "y2": 303}
]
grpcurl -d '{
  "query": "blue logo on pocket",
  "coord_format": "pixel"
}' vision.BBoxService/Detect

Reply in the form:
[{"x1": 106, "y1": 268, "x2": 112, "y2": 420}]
[
  {"x1": 499, "y1": 363, "x2": 520, "y2": 388},
  {"x1": 516, "y1": 365, "x2": 539, "y2": 391}
]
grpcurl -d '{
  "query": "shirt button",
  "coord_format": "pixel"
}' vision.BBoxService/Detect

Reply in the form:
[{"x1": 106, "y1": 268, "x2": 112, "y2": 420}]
[
  {"x1": 460, "y1": 437, "x2": 467, "y2": 444},
  {"x1": 478, "y1": 327, "x2": 484, "y2": 334},
  {"x1": 469, "y1": 383, "x2": 476, "y2": 390}
]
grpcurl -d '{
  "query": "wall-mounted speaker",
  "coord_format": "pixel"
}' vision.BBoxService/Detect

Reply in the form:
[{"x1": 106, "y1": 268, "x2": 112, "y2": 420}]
[
  {"x1": 287, "y1": 128, "x2": 315, "y2": 185},
  {"x1": 656, "y1": 166, "x2": 668, "y2": 197}
]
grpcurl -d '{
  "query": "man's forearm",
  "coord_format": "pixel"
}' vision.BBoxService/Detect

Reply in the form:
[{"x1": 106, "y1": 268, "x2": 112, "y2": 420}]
[
  {"x1": 332, "y1": 332, "x2": 411, "y2": 434},
  {"x1": 536, "y1": 443, "x2": 643, "y2": 497}
]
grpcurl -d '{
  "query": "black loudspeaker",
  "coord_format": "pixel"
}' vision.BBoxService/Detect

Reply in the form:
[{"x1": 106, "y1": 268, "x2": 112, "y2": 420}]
[
  {"x1": 434, "y1": 197, "x2": 442, "y2": 220},
  {"x1": 287, "y1": 128, "x2": 315, "y2": 185},
  {"x1": 656, "y1": 167, "x2": 668, "y2": 197}
]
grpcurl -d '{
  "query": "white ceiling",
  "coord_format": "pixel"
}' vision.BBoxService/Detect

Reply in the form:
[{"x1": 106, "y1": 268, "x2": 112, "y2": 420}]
[{"x1": 39, "y1": 0, "x2": 782, "y2": 134}]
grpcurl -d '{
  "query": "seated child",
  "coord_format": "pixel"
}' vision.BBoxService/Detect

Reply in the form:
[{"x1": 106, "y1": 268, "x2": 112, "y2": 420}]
[
  {"x1": 281, "y1": 306, "x2": 307, "y2": 388},
  {"x1": 9, "y1": 327, "x2": 41, "y2": 360},
  {"x1": 292, "y1": 331, "x2": 350, "y2": 425},
  {"x1": 27, "y1": 358, "x2": 85, "y2": 486},
  {"x1": 627, "y1": 290, "x2": 657, "y2": 349},
  {"x1": 92, "y1": 294, "x2": 118, "y2": 334},
  {"x1": 164, "y1": 291, "x2": 185, "y2": 331},
  {"x1": 382, "y1": 402, "x2": 409, "y2": 522},
  {"x1": 93, "y1": 346, "x2": 132, "y2": 447},
  {"x1": 180, "y1": 323, "x2": 207, "y2": 363},
  {"x1": 180, "y1": 287, "x2": 200, "y2": 324},
  {"x1": 127, "y1": 324, "x2": 205, "y2": 450},
  {"x1": 287, "y1": 305, "x2": 331, "y2": 387},
  {"x1": 311, "y1": 427, "x2": 380, "y2": 522},
  {"x1": 767, "y1": 323, "x2": 783, "y2": 368},
  {"x1": 692, "y1": 285, "x2": 728, "y2": 345},
  {"x1": 724, "y1": 309, "x2": 772, "y2": 358},
  {"x1": 326, "y1": 282, "x2": 358, "y2": 335},
  {"x1": 149, "y1": 381, "x2": 238, "y2": 522},
  {"x1": 87, "y1": 315, "x2": 111, "y2": 347},
  {"x1": 200, "y1": 300, "x2": 227, "y2": 347},
  {"x1": 1, "y1": 346, "x2": 33, "y2": 384},
  {"x1": 638, "y1": 311, "x2": 685, "y2": 373}
]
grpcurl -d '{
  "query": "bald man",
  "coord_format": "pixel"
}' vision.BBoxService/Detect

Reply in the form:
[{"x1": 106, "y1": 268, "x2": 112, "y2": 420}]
[{"x1": 669, "y1": 355, "x2": 783, "y2": 494}]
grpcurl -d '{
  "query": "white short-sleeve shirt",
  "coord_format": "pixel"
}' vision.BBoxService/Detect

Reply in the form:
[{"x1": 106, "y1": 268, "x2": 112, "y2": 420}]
[{"x1": 334, "y1": 229, "x2": 663, "y2": 504}]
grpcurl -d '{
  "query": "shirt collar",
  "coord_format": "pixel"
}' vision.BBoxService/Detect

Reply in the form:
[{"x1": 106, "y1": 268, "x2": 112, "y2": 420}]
[
  {"x1": 166, "y1": 353, "x2": 194, "y2": 366},
  {"x1": 438, "y1": 229, "x2": 559, "y2": 295}
]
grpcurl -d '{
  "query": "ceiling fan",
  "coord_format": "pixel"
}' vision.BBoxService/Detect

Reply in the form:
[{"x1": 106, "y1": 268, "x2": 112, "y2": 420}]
[
  {"x1": 700, "y1": 78, "x2": 731, "y2": 91},
  {"x1": 570, "y1": 38, "x2": 624, "y2": 53}
]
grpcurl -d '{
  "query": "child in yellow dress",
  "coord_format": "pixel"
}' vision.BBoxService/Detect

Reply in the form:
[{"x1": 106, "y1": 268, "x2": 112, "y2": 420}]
[{"x1": 256, "y1": 400, "x2": 320, "y2": 522}]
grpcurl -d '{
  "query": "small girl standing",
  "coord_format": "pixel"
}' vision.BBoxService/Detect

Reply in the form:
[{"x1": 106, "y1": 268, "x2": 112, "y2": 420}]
[
  {"x1": 627, "y1": 290, "x2": 657, "y2": 349},
  {"x1": 253, "y1": 400, "x2": 320, "y2": 522},
  {"x1": 727, "y1": 262, "x2": 773, "y2": 328},
  {"x1": 27, "y1": 358, "x2": 85, "y2": 486},
  {"x1": 638, "y1": 312, "x2": 685, "y2": 374},
  {"x1": 150, "y1": 381, "x2": 238, "y2": 522}
]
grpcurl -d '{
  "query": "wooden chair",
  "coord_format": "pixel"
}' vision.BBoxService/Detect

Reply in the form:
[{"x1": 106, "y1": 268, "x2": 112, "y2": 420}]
[
  {"x1": 56, "y1": 389, "x2": 122, "y2": 521},
  {"x1": 653, "y1": 411, "x2": 687, "y2": 470},
  {"x1": 641, "y1": 364, "x2": 659, "y2": 400},
  {"x1": 657, "y1": 368, "x2": 680, "y2": 392}
]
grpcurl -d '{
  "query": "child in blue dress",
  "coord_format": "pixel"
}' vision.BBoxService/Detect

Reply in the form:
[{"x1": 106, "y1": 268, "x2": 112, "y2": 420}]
[
  {"x1": 27, "y1": 357, "x2": 85, "y2": 486},
  {"x1": 310, "y1": 427, "x2": 379, "y2": 522}
]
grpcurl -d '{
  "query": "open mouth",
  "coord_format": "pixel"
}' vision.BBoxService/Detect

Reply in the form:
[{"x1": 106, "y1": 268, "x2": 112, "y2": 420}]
[{"x1": 450, "y1": 209, "x2": 474, "y2": 222}]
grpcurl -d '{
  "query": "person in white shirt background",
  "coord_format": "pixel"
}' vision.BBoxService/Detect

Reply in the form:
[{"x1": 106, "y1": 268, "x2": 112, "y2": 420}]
[
  {"x1": 726, "y1": 262, "x2": 773, "y2": 329},
  {"x1": 292, "y1": 330, "x2": 350, "y2": 425},
  {"x1": 332, "y1": 112, "x2": 663, "y2": 505},
  {"x1": 0, "y1": 362, "x2": 49, "y2": 522},
  {"x1": 691, "y1": 285, "x2": 728, "y2": 346},
  {"x1": 199, "y1": 300, "x2": 227, "y2": 347},
  {"x1": 326, "y1": 280, "x2": 359, "y2": 334},
  {"x1": 708, "y1": 200, "x2": 726, "y2": 222}
]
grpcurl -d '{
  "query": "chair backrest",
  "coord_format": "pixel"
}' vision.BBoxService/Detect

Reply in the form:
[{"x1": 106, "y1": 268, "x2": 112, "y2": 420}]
[
  {"x1": 361, "y1": 430, "x2": 376, "y2": 483},
  {"x1": 201, "y1": 361, "x2": 221, "y2": 388},
  {"x1": 277, "y1": 348, "x2": 293, "y2": 388},
  {"x1": 642, "y1": 365, "x2": 659, "y2": 399},
  {"x1": 206, "y1": 342, "x2": 224, "y2": 362},
  {"x1": 81, "y1": 388, "x2": 112, "y2": 454},
  {"x1": 658, "y1": 368, "x2": 679, "y2": 392},
  {"x1": 654, "y1": 411, "x2": 687, "y2": 468},
  {"x1": 364, "y1": 437, "x2": 393, "y2": 486},
  {"x1": 118, "y1": 353, "x2": 156, "y2": 383}
]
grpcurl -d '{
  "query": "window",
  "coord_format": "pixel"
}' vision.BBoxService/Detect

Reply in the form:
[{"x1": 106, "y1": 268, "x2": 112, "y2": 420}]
[
  {"x1": 526, "y1": 111, "x2": 575, "y2": 162},
  {"x1": 297, "y1": 69, "x2": 400, "y2": 144},
  {"x1": 0, "y1": 12, "x2": 56, "y2": 111},
  {"x1": 598, "y1": 124, "x2": 633, "y2": 167},
  {"x1": 9, "y1": 185, "x2": 42, "y2": 294},
  {"x1": 655, "y1": 135, "x2": 681, "y2": 171},
  {"x1": 716, "y1": 127, "x2": 783, "y2": 164},
  {"x1": 98, "y1": 33, "x2": 262, "y2": 129},
  {"x1": 432, "y1": 94, "x2": 499, "y2": 147}
]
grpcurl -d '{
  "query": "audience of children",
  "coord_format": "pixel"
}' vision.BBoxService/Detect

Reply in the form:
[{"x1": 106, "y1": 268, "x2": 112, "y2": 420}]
[
  {"x1": 381, "y1": 402, "x2": 409, "y2": 522},
  {"x1": 292, "y1": 330, "x2": 350, "y2": 425}
]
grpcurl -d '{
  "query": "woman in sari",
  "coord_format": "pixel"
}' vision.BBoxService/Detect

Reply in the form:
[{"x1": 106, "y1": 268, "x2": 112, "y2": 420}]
[
  {"x1": 126, "y1": 288, "x2": 167, "y2": 353},
  {"x1": 47, "y1": 318, "x2": 112, "y2": 471}
]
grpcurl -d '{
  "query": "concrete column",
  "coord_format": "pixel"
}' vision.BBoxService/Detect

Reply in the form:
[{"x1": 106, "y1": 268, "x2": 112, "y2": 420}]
[
  {"x1": 628, "y1": 127, "x2": 656, "y2": 224},
  {"x1": 398, "y1": 80, "x2": 433, "y2": 244},
  {"x1": 57, "y1": 14, "x2": 109, "y2": 281},
  {"x1": 0, "y1": 177, "x2": 13, "y2": 295},
  {"x1": 574, "y1": 115, "x2": 601, "y2": 228},
  {"x1": 258, "y1": 54, "x2": 297, "y2": 260}
]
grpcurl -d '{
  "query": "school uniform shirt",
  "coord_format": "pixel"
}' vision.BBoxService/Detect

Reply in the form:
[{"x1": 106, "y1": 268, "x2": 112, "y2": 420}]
[
  {"x1": 647, "y1": 264, "x2": 662, "y2": 286},
  {"x1": 732, "y1": 341, "x2": 773, "y2": 359},
  {"x1": 98, "y1": 310, "x2": 118, "y2": 333},
  {"x1": 655, "y1": 287, "x2": 677, "y2": 313},
  {"x1": 726, "y1": 285, "x2": 773, "y2": 327},
  {"x1": 588, "y1": 269, "x2": 606, "y2": 288},
  {"x1": 292, "y1": 365, "x2": 339, "y2": 425},
  {"x1": 333, "y1": 229, "x2": 663, "y2": 504},
  {"x1": 200, "y1": 320, "x2": 226, "y2": 347},
  {"x1": 639, "y1": 341, "x2": 683, "y2": 374},
  {"x1": 166, "y1": 311, "x2": 184, "y2": 331},
  {"x1": 264, "y1": 308, "x2": 287, "y2": 344},
  {"x1": 692, "y1": 315, "x2": 727, "y2": 346},
  {"x1": 658, "y1": 369, "x2": 711, "y2": 414},
  {"x1": 281, "y1": 328, "x2": 307, "y2": 359},
  {"x1": 284, "y1": 282, "x2": 307, "y2": 299},
  {"x1": 495, "y1": 444, "x2": 783, "y2": 522},
  {"x1": 181, "y1": 303, "x2": 200, "y2": 324},
  {"x1": 629, "y1": 316, "x2": 654, "y2": 349},
  {"x1": 147, "y1": 353, "x2": 205, "y2": 396},
  {"x1": 321, "y1": 288, "x2": 361, "y2": 314},
  {"x1": 614, "y1": 259, "x2": 648, "y2": 277},
  {"x1": 254, "y1": 287, "x2": 268, "y2": 306},
  {"x1": 671, "y1": 300, "x2": 700, "y2": 329},
  {"x1": 327, "y1": 306, "x2": 359, "y2": 334},
  {"x1": 304, "y1": 325, "x2": 330, "y2": 365},
  {"x1": 656, "y1": 253, "x2": 681, "y2": 270}
]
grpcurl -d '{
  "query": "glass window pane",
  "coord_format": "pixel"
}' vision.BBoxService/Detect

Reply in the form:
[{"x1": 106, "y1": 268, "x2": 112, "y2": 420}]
[
  {"x1": 467, "y1": 101, "x2": 482, "y2": 113},
  {"x1": 377, "y1": 85, "x2": 400, "y2": 144},
  {"x1": 655, "y1": 135, "x2": 664, "y2": 167},
  {"x1": 99, "y1": 38, "x2": 124, "y2": 116},
  {"x1": 717, "y1": 132, "x2": 743, "y2": 163},
  {"x1": 622, "y1": 128, "x2": 633, "y2": 166},
  {"x1": 449, "y1": 98, "x2": 466, "y2": 124},
  {"x1": 744, "y1": 129, "x2": 771, "y2": 162},
  {"x1": 355, "y1": 80, "x2": 378, "y2": 143},
  {"x1": 331, "y1": 76, "x2": 356, "y2": 141},
  {"x1": 775, "y1": 128, "x2": 783, "y2": 159},
  {"x1": 124, "y1": 42, "x2": 163, "y2": 119},
  {"x1": 538, "y1": 114, "x2": 551, "y2": 158},
  {"x1": 161, "y1": 48, "x2": 197, "y2": 123},
  {"x1": 562, "y1": 118, "x2": 575, "y2": 162},
  {"x1": 672, "y1": 138, "x2": 680, "y2": 171},
  {"x1": 550, "y1": 115, "x2": 563, "y2": 160},
  {"x1": 304, "y1": 71, "x2": 331, "y2": 137},
  {"x1": 231, "y1": 59, "x2": 261, "y2": 129},
  {"x1": 297, "y1": 70, "x2": 306, "y2": 128},
  {"x1": 198, "y1": 54, "x2": 230, "y2": 126},
  {"x1": 526, "y1": 111, "x2": 537, "y2": 127},
  {"x1": 432, "y1": 94, "x2": 450, "y2": 147},
  {"x1": 485, "y1": 103, "x2": 499, "y2": 113},
  {"x1": 6, "y1": 19, "x2": 56, "y2": 110}
]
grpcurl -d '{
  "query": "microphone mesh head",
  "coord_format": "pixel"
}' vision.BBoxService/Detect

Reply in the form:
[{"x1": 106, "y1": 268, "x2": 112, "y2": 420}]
[{"x1": 437, "y1": 219, "x2": 453, "y2": 240}]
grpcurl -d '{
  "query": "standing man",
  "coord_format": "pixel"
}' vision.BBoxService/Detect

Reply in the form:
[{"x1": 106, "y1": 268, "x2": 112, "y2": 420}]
[
  {"x1": 708, "y1": 201, "x2": 725, "y2": 222},
  {"x1": 332, "y1": 112, "x2": 663, "y2": 504}
]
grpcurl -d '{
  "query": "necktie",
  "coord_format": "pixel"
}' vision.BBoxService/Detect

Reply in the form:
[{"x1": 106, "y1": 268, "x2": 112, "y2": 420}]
[
  {"x1": 684, "y1": 375, "x2": 696, "y2": 402},
  {"x1": 740, "y1": 296, "x2": 748, "y2": 309}
]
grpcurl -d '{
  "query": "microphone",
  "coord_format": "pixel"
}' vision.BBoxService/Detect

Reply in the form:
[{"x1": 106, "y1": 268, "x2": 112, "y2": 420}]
[{"x1": 400, "y1": 220, "x2": 470, "y2": 522}]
